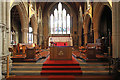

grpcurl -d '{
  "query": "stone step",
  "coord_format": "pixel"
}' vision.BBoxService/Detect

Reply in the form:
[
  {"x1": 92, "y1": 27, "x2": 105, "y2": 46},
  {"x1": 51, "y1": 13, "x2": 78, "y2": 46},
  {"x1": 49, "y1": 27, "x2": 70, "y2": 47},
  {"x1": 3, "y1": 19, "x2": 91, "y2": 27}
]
[
  {"x1": 12, "y1": 63, "x2": 43, "y2": 66},
  {"x1": 10, "y1": 71, "x2": 41, "y2": 76},
  {"x1": 11, "y1": 66, "x2": 42, "y2": 71},
  {"x1": 78, "y1": 63, "x2": 109, "y2": 66},
  {"x1": 41, "y1": 70, "x2": 82, "y2": 75},
  {"x1": 11, "y1": 65, "x2": 111, "y2": 71},
  {"x1": 82, "y1": 71, "x2": 110, "y2": 75}
]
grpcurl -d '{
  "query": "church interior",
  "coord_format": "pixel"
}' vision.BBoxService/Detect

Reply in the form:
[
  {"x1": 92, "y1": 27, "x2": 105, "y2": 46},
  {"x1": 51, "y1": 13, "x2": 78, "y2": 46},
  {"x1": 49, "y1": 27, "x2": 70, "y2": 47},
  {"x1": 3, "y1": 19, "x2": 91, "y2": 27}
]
[{"x1": 0, "y1": 0, "x2": 120, "y2": 80}]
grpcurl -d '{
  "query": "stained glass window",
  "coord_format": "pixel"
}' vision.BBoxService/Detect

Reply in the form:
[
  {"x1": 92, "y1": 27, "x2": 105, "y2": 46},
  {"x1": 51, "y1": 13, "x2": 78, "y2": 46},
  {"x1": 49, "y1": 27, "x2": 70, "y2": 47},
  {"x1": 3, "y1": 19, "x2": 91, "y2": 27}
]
[
  {"x1": 54, "y1": 9, "x2": 58, "y2": 34},
  {"x1": 63, "y1": 8, "x2": 66, "y2": 34},
  {"x1": 67, "y1": 14, "x2": 70, "y2": 34},
  {"x1": 50, "y1": 14, "x2": 54, "y2": 34},
  {"x1": 50, "y1": 2, "x2": 70, "y2": 34},
  {"x1": 28, "y1": 27, "x2": 33, "y2": 43},
  {"x1": 58, "y1": 2, "x2": 62, "y2": 34}
]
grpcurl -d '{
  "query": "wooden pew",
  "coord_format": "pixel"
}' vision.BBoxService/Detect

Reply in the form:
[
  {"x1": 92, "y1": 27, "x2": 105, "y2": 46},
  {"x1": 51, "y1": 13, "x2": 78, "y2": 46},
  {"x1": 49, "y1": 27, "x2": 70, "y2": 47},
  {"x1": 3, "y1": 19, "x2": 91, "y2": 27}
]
[
  {"x1": 79, "y1": 46, "x2": 87, "y2": 53},
  {"x1": 25, "y1": 47, "x2": 36, "y2": 59},
  {"x1": 85, "y1": 43, "x2": 97, "y2": 61},
  {"x1": 10, "y1": 43, "x2": 43, "y2": 62},
  {"x1": 13, "y1": 45, "x2": 17, "y2": 56},
  {"x1": 25, "y1": 45, "x2": 41, "y2": 59}
]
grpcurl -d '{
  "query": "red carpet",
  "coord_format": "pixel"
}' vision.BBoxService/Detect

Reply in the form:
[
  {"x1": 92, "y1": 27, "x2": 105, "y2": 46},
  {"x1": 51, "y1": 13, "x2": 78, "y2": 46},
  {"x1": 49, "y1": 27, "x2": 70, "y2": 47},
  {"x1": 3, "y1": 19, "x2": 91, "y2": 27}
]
[
  {"x1": 43, "y1": 56, "x2": 80, "y2": 64},
  {"x1": 41, "y1": 56, "x2": 82, "y2": 79},
  {"x1": 48, "y1": 75, "x2": 75, "y2": 80},
  {"x1": 54, "y1": 42, "x2": 67, "y2": 46}
]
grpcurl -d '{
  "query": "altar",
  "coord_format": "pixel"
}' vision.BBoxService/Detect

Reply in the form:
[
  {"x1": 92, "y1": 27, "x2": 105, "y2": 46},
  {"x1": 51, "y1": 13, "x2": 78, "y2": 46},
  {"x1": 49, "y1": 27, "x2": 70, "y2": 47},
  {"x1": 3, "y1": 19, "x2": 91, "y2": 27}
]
[
  {"x1": 50, "y1": 46, "x2": 72, "y2": 60},
  {"x1": 48, "y1": 37, "x2": 73, "y2": 46}
]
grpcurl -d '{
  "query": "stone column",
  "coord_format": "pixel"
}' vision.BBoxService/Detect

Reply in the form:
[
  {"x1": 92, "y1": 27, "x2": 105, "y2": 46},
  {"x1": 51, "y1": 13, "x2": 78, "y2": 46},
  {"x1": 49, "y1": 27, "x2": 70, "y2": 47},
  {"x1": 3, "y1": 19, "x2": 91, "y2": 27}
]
[
  {"x1": 16, "y1": 32, "x2": 18, "y2": 44},
  {"x1": 78, "y1": 23, "x2": 82, "y2": 46},
  {"x1": 94, "y1": 29, "x2": 99, "y2": 43},
  {"x1": 6, "y1": 2, "x2": 11, "y2": 48},
  {"x1": 38, "y1": 9, "x2": 43, "y2": 46},
  {"x1": 33, "y1": 32, "x2": 37, "y2": 44},
  {"x1": 0, "y1": 1, "x2": 3, "y2": 79},
  {"x1": 0, "y1": 1, "x2": 6, "y2": 79},
  {"x1": 2, "y1": 0, "x2": 7, "y2": 55},
  {"x1": 39, "y1": 23, "x2": 43, "y2": 45},
  {"x1": 2, "y1": 1, "x2": 8, "y2": 75},
  {"x1": 112, "y1": 2, "x2": 120, "y2": 58},
  {"x1": 0, "y1": 57, "x2": 2, "y2": 79},
  {"x1": 21, "y1": 28, "x2": 28, "y2": 43},
  {"x1": 0, "y1": 25, "x2": 3, "y2": 80},
  {"x1": 78, "y1": 18, "x2": 83, "y2": 46},
  {"x1": 84, "y1": 32, "x2": 88, "y2": 45}
]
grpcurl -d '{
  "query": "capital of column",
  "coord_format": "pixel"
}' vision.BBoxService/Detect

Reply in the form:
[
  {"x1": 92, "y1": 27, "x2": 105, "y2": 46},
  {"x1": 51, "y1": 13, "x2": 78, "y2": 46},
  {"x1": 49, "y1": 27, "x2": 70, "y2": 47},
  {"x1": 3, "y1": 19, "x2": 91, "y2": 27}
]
[
  {"x1": 21, "y1": 28, "x2": 28, "y2": 32},
  {"x1": 33, "y1": 32, "x2": 37, "y2": 35},
  {"x1": 6, "y1": 27, "x2": 9, "y2": 33},
  {"x1": 0, "y1": 56, "x2": 2, "y2": 61},
  {"x1": 0, "y1": 56, "x2": 3, "y2": 66},
  {"x1": 0, "y1": 23, "x2": 6, "y2": 28},
  {"x1": 93, "y1": 28, "x2": 98, "y2": 32},
  {"x1": 84, "y1": 32, "x2": 88, "y2": 35},
  {"x1": 2, "y1": 26, "x2": 6, "y2": 32},
  {"x1": 39, "y1": 34, "x2": 43, "y2": 36}
]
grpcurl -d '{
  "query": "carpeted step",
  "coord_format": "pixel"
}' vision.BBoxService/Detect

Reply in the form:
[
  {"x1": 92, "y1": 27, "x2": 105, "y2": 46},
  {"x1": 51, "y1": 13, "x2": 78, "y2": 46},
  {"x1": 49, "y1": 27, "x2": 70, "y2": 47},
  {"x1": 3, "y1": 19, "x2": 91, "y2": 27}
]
[
  {"x1": 41, "y1": 56, "x2": 82, "y2": 76},
  {"x1": 41, "y1": 70, "x2": 82, "y2": 75},
  {"x1": 43, "y1": 63, "x2": 79, "y2": 66},
  {"x1": 6, "y1": 75, "x2": 114, "y2": 80},
  {"x1": 42, "y1": 66, "x2": 81, "y2": 70}
]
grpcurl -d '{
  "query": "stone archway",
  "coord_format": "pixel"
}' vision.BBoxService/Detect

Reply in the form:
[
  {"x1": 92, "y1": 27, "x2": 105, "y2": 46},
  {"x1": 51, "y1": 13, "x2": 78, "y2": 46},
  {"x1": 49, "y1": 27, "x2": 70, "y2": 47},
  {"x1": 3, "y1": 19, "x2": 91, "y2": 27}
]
[
  {"x1": 11, "y1": 2, "x2": 29, "y2": 43},
  {"x1": 92, "y1": 2, "x2": 111, "y2": 43},
  {"x1": 93, "y1": 2, "x2": 112, "y2": 56},
  {"x1": 11, "y1": 5, "x2": 22, "y2": 44},
  {"x1": 42, "y1": 2, "x2": 77, "y2": 48},
  {"x1": 98, "y1": 5, "x2": 112, "y2": 54}
]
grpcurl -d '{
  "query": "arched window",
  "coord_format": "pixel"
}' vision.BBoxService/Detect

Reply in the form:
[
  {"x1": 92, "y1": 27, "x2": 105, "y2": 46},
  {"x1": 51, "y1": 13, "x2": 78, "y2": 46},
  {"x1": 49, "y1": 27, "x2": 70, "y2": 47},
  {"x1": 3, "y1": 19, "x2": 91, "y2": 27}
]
[
  {"x1": 50, "y1": 2, "x2": 70, "y2": 34},
  {"x1": 28, "y1": 27, "x2": 33, "y2": 43}
]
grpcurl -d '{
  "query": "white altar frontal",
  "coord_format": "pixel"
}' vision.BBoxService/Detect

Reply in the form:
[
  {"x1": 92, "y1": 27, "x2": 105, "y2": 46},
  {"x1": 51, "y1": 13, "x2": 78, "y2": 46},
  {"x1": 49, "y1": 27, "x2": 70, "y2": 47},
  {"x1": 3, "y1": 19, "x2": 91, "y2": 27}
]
[{"x1": 48, "y1": 37, "x2": 73, "y2": 46}]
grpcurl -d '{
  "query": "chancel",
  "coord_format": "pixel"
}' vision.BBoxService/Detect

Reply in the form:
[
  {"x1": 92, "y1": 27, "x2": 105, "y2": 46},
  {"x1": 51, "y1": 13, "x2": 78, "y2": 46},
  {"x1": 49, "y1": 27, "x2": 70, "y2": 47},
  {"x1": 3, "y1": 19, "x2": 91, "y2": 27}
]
[{"x1": 0, "y1": 0, "x2": 120, "y2": 80}]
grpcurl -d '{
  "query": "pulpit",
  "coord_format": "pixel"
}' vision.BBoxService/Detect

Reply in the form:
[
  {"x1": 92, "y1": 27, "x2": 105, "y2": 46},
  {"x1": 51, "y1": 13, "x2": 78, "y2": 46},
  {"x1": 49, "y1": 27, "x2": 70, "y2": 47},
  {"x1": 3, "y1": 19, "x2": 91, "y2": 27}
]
[{"x1": 50, "y1": 46, "x2": 72, "y2": 60}]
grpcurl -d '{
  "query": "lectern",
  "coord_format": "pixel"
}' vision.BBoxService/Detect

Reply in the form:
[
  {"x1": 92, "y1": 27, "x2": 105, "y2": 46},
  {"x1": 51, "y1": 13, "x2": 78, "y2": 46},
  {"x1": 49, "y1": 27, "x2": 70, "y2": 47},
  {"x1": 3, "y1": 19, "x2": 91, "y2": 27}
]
[{"x1": 50, "y1": 46, "x2": 72, "y2": 60}]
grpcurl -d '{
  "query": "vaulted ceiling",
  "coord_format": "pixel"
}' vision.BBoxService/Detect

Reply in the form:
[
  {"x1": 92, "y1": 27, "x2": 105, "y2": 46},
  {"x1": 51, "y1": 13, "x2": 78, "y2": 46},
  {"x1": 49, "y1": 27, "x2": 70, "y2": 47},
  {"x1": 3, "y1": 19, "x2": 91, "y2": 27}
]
[{"x1": 37, "y1": 2, "x2": 85, "y2": 15}]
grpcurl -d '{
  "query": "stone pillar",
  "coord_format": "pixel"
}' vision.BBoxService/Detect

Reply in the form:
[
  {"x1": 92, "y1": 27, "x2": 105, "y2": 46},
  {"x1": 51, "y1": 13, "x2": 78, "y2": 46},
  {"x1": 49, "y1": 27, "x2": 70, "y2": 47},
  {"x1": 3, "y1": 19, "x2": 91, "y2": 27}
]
[
  {"x1": 21, "y1": 28, "x2": 28, "y2": 43},
  {"x1": 112, "y1": 2, "x2": 120, "y2": 58},
  {"x1": 2, "y1": 1, "x2": 8, "y2": 75},
  {"x1": 38, "y1": 9, "x2": 43, "y2": 46},
  {"x1": 94, "y1": 29, "x2": 99, "y2": 43},
  {"x1": 0, "y1": 25, "x2": 3, "y2": 80},
  {"x1": 0, "y1": 57, "x2": 2, "y2": 79},
  {"x1": 84, "y1": 32, "x2": 88, "y2": 45},
  {"x1": 33, "y1": 32, "x2": 37, "y2": 44},
  {"x1": 78, "y1": 18, "x2": 83, "y2": 46},
  {"x1": 43, "y1": 36, "x2": 47, "y2": 49},
  {"x1": 39, "y1": 23, "x2": 43, "y2": 45},
  {"x1": 78, "y1": 33, "x2": 82, "y2": 46},
  {"x1": 0, "y1": 2, "x2": 3, "y2": 79},
  {"x1": 16, "y1": 32, "x2": 19, "y2": 44},
  {"x1": 2, "y1": 0, "x2": 7, "y2": 55},
  {"x1": 78, "y1": 22, "x2": 82, "y2": 46},
  {"x1": 6, "y1": 2, "x2": 11, "y2": 48},
  {"x1": 0, "y1": 1, "x2": 6, "y2": 79}
]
